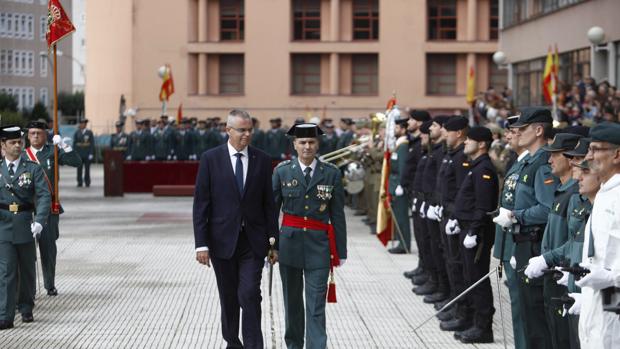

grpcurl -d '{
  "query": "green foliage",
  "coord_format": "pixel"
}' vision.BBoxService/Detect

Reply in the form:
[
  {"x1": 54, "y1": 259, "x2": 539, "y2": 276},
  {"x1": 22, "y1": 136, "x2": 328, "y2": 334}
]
[
  {"x1": 58, "y1": 91, "x2": 84, "y2": 116},
  {"x1": 0, "y1": 92, "x2": 18, "y2": 112},
  {"x1": 28, "y1": 102, "x2": 51, "y2": 122},
  {"x1": 0, "y1": 111, "x2": 26, "y2": 127}
]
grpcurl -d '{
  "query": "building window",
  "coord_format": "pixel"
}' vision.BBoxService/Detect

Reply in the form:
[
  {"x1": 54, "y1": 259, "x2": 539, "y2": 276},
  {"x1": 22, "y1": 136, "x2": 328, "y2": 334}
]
[
  {"x1": 490, "y1": 0, "x2": 498, "y2": 40},
  {"x1": 293, "y1": 0, "x2": 321, "y2": 41},
  {"x1": 220, "y1": 0, "x2": 244, "y2": 41},
  {"x1": 514, "y1": 58, "x2": 544, "y2": 107},
  {"x1": 292, "y1": 54, "x2": 321, "y2": 94},
  {"x1": 40, "y1": 15, "x2": 46, "y2": 41},
  {"x1": 489, "y1": 55, "x2": 507, "y2": 90},
  {"x1": 352, "y1": 0, "x2": 379, "y2": 40},
  {"x1": 40, "y1": 87, "x2": 48, "y2": 107},
  {"x1": 428, "y1": 0, "x2": 457, "y2": 40},
  {"x1": 219, "y1": 54, "x2": 244, "y2": 94},
  {"x1": 351, "y1": 54, "x2": 378, "y2": 95},
  {"x1": 557, "y1": 48, "x2": 590, "y2": 86},
  {"x1": 426, "y1": 54, "x2": 457, "y2": 95},
  {"x1": 39, "y1": 53, "x2": 48, "y2": 77}
]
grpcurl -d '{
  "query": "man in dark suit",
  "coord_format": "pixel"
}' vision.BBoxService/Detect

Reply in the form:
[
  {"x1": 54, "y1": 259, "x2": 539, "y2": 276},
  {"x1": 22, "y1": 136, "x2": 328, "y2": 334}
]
[{"x1": 193, "y1": 109, "x2": 279, "y2": 349}]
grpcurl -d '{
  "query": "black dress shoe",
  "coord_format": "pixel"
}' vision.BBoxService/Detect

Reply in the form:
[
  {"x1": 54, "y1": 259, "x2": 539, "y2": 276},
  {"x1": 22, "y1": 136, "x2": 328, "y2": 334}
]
[
  {"x1": 47, "y1": 287, "x2": 58, "y2": 296},
  {"x1": 411, "y1": 274, "x2": 429, "y2": 286},
  {"x1": 404, "y1": 267, "x2": 424, "y2": 279},
  {"x1": 0, "y1": 320, "x2": 14, "y2": 330},
  {"x1": 21, "y1": 313, "x2": 33, "y2": 323},
  {"x1": 423, "y1": 291, "x2": 449, "y2": 304},
  {"x1": 353, "y1": 210, "x2": 366, "y2": 216},
  {"x1": 434, "y1": 298, "x2": 451, "y2": 311},
  {"x1": 77, "y1": 183, "x2": 83, "y2": 187},
  {"x1": 413, "y1": 281, "x2": 437, "y2": 295},
  {"x1": 440, "y1": 317, "x2": 471, "y2": 331},
  {"x1": 388, "y1": 246, "x2": 407, "y2": 254},
  {"x1": 459, "y1": 327, "x2": 494, "y2": 343},
  {"x1": 436, "y1": 308, "x2": 455, "y2": 322}
]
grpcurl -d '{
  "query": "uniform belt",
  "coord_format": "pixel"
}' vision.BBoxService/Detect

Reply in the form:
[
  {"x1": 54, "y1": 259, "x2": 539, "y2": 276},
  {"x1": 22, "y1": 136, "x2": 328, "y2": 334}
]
[
  {"x1": 281, "y1": 213, "x2": 340, "y2": 268},
  {"x1": 513, "y1": 226, "x2": 544, "y2": 243},
  {"x1": 0, "y1": 203, "x2": 34, "y2": 213}
]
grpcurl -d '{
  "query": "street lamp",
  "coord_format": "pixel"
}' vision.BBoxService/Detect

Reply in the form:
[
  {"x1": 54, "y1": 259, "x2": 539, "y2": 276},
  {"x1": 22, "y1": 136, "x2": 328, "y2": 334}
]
[
  {"x1": 587, "y1": 26, "x2": 617, "y2": 86},
  {"x1": 493, "y1": 51, "x2": 508, "y2": 67}
]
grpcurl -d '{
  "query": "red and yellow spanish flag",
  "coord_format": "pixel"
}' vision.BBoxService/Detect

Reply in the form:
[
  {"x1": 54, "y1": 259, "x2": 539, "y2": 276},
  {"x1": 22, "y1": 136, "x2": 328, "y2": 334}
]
[
  {"x1": 159, "y1": 64, "x2": 175, "y2": 102},
  {"x1": 46, "y1": 0, "x2": 75, "y2": 48},
  {"x1": 376, "y1": 150, "x2": 393, "y2": 246},
  {"x1": 553, "y1": 45, "x2": 560, "y2": 95},
  {"x1": 542, "y1": 47, "x2": 555, "y2": 104},
  {"x1": 466, "y1": 66, "x2": 476, "y2": 105}
]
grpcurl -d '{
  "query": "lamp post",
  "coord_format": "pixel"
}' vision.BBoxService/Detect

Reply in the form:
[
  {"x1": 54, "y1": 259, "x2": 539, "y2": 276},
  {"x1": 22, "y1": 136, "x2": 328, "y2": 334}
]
[
  {"x1": 493, "y1": 50, "x2": 514, "y2": 101},
  {"x1": 40, "y1": 50, "x2": 86, "y2": 92},
  {"x1": 587, "y1": 26, "x2": 617, "y2": 86}
]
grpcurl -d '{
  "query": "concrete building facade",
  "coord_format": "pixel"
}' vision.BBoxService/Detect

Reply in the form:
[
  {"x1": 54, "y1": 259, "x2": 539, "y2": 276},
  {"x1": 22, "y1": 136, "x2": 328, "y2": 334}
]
[
  {"x1": 0, "y1": 0, "x2": 73, "y2": 111},
  {"x1": 86, "y1": 0, "x2": 503, "y2": 133},
  {"x1": 498, "y1": 0, "x2": 620, "y2": 107}
]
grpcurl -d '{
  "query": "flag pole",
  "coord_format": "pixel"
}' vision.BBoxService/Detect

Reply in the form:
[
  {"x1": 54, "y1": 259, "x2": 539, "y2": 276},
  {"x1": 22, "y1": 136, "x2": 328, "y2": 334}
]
[{"x1": 52, "y1": 44, "x2": 60, "y2": 213}]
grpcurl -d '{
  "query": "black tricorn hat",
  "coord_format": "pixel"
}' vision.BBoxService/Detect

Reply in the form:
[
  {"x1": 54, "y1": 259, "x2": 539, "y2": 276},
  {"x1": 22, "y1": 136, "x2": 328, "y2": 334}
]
[
  {"x1": 287, "y1": 123, "x2": 324, "y2": 138},
  {"x1": 0, "y1": 125, "x2": 23, "y2": 140}
]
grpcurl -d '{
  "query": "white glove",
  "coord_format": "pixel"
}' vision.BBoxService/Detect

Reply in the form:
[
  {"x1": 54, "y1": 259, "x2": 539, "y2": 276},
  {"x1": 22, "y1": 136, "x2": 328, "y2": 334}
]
[
  {"x1": 427, "y1": 205, "x2": 439, "y2": 221},
  {"x1": 493, "y1": 207, "x2": 516, "y2": 228},
  {"x1": 575, "y1": 262, "x2": 614, "y2": 290},
  {"x1": 524, "y1": 255, "x2": 548, "y2": 279},
  {"x1": 126, "y1": 155, "x2": 132, "y2": 160},
  {"x1": 556, "y1": 267, "x2": 569, "y2": 286},
  {"x1": 88, "y1": 154, "x2": 93, "y2": 161},
  {"x1": 31, "y1": 222, "x2": 42, "y2": 239},
  {"x1": 166, "y1": 155, "x2": 171, "y2": 160},
  {"x1": 567, "y1": 293, "x2": 582, "y2": 315},
  {"x1": 510, "y1": 256, "x2": 517, "y2": 269},
  {"x1": 445, "y1": 219, "x2": 461, "y2": 235},
  {"x1": 52, "y1": 134, "x2": 62, "y2": 145},
  {"x1": 419, "y1": 202, "x2": 426, "y2": 218},
  {"x1": 60, "y1": 136, "x2": 73, "y2": 152},
  {"x1": 411, "y1": 198, "x2": 417, "y2": 213},
  {"x1": 463, "y1": 234, "x2": 477, "y2": 249},
  {"x1": 395, "y1": 185, "x2": 404, "y2": 197},
  {"x1": 437, "y1": 206, "x2": 444, "y2": 219},
  {"x1": 338, "y1": 259, "x2": 346, "y2": 267}
]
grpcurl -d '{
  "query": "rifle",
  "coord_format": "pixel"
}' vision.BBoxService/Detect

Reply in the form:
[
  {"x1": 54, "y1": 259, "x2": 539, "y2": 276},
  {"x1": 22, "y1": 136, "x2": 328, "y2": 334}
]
[
  {"x1": 559, "y1": 264, "x2": 590, "y2": 281},
  {"x1": 551, "y1": 294, "x2": 575, "y2": 307}
]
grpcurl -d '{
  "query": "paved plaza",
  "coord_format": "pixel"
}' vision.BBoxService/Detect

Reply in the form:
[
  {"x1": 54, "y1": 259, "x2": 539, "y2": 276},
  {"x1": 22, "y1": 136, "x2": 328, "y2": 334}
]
[{"x1": 1, "y1": 165, "x2": 514, "y2": 348}]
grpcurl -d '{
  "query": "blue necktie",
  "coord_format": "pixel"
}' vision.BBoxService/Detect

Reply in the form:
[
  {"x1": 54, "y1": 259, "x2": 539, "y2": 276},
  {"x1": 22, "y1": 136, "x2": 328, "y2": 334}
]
[{"x1": 235, "y1": 153, "x2": 243, "y2": 194}]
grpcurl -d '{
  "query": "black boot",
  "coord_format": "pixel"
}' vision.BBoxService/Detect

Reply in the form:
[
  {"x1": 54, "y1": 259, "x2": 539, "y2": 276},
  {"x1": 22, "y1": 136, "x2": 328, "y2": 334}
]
[
  {"x1": 459, "y1": 326, "x2": 494, "y2": 343},
  {"x1": 403, "y1": 266, "x2": 424, "y2": 279},
  {"x1": 440, "y1": 317, "x2": 472, "y2": 332},
  {"x1": 436, "y1": 307, "x2": 455, "y2": 322},
  {"x1": 413, "y1": 278, "x2": 437, "y2": 295},
  {"x1": 411, "y1": 273, "x2": 429, "y2": 286},
  {"x1": 388, "y1": 245, "x2": 407, "y2": 254},
  {"x1": 434, "y1": 298, "x2": 451, "y2": 311},
  {"x1": 423, "y1": 290, "x2": 449, "y2": 304}
]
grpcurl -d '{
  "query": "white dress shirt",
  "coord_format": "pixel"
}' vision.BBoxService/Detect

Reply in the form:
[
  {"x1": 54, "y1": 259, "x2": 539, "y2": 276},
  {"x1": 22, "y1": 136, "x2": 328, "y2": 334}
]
[
  {"x1": 5, "y1": 157, "x2": 20, "y2": 174},
  {"x1": 227, "y1": 142, "x2": 249, "y2": 187},
  {"x1": 298, "y1": 158, "x2": 317, "y2": 180}
]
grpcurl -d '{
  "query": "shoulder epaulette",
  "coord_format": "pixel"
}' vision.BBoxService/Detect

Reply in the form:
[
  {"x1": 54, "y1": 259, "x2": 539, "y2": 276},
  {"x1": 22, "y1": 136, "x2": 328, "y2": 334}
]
[
  {"x1": 276, "y1": 160, "x2": 291, "y2": 168},
  {"x1": 322, "y1": 161, "x2": 340, "y2": 170}
]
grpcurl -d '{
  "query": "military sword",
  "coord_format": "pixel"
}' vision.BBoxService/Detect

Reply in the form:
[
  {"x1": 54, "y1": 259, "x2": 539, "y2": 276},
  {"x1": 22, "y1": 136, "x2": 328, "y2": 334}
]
[
  {"x1": 267, "y1": 237, "x2": 276, "y2": 349},
  {"x1": 35, "y1": 238, "x2": 42, "y2": 296},
  {"x1": 268, "y1": 237, "x2": 275, "y2": 297}
]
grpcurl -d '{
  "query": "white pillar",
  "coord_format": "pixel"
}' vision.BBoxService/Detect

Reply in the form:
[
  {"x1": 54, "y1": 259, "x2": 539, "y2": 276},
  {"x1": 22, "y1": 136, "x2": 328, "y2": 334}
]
[
  {"x1": 331, "y1": 0, "x2": 340, "y2": 41},
  {"x1": 330, "y1": 53, "x2": 339, "y2": 95},
  {"x1": 198, "y1": 54, "x2": 207, "y2": 95},
  {"x1": 467, "y1": 0, "x2": 477, "y2": 41},
  {"x1": 198, "y1": 0, "x2": 207, "y2": 42}
]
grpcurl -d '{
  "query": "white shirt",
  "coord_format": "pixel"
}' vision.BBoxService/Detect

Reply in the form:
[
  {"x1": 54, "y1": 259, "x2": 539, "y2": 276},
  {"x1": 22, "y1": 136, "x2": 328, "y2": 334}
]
[
  {"x1": 5, "y1": 157, "x2": 20, "y2": 174},
  {"x1": 298, "y1": 158, "x2": 317, "y2": 180},
  {"x1": 227, "y1": 142, "x2": 249, "y2": 187}
]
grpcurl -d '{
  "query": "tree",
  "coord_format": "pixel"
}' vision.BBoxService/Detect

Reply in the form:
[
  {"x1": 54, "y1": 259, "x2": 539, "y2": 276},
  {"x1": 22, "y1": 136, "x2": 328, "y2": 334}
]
[
  {"x1": 0, "y1": 92, "x2": 18, "y2": 112},
  {"x1": 58, "y1": 91, "x2": 84, "y2": 116}
]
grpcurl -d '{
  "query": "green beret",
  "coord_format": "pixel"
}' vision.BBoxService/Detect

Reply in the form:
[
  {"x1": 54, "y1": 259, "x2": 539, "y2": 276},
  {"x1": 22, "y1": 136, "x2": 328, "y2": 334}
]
[{"x1": 589, "y1": 122, "x2": 620, "y2": 145}]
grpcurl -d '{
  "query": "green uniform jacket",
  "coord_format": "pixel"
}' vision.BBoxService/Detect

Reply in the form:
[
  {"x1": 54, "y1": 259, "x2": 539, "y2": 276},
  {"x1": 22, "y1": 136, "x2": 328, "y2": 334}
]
[
  {"x1": 493, "y1": 153, "x2": 530, "y2": 260},
  {"x1": 127, "y1": 130, "x2": 153, "y2": 160},
  {"x1": 513, "y1": 148, "x2": 559, "y2": 229},
  {"x1": 0, "y1": 159, "x2": 51, "y2": 244},
  {"x1": 110, "y1": 132, "x2": 129, "y2": 153},
  {"x1": 541, "y1": 179, "x2": 579, "y2": 254},
  {"x1": 151, "y1": 128, "x2": 169, "y2": 159},
  {"x1": 273, "y1": 159, "x2": 347, "y2": 269},
  {"x1": 22, "y1": 145, "x2": 81, "y2": 215},
  {"x1": 265, "y1": 128, "x2": 289, "y2": 159},
  {"x1": 388, "y1": 138, "x2": 409, "y2": 195},
  {"x1": 173, "y1": 129, "x2": 197, "y2": 160},
  {"x1": 336, "y1": 130, "x2": 354, "y2": 149},
  {"x1": 318, "y1": 134, "x2": 339, "y2": 156},
  {"x1": 73, "y1": 129, "x2": 95, "y2": 159},
  {"x1": 543, "y1": 194, "x2": 591, "y2": 292},
  {"x1": 251, "y1": 128, "x2": 265, "y2": 151}
]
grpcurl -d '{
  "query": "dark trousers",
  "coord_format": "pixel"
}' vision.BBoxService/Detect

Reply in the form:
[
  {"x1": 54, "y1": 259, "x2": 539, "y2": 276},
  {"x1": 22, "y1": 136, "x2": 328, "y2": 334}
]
[
  {"x1": 568, "y1": 314, "x2": 581, "y2": 349},
  {"x1": 442, "y1": 215, "x2": 467, "y2": 315},
  {"x1": 514, "y1": 240, "x2": 552, "y2": 349},
  {"x1": 77, "y1": 158, "x2": 91, "y2": 186},
  {"x1": 210, "y1": 232, "x2": 264, "y2": 349},
  {"x1": 0, "y1": 241, "x2": 36, "y2": 321},
  {"x1": 391, "y1": 194, "x2": 411, "y2": 250},
  {"x1": 427, "y1": 219, "x2": 449, "y2": 292},
  {"x1": 412, "y1": 213, "x2": 425, "y2": 270},
  {"x1": 414, "y1": 214, "x2": 434, "y2": 276},
  {"x1": 543, "y1": 276, "x2": 571, "y2": 348},
  {"x1": 459, "y1": 222, "x2": 494, "y2": 329},
  {"x1": 39, "y1": 214, "x2": 59, "y2": 290}
]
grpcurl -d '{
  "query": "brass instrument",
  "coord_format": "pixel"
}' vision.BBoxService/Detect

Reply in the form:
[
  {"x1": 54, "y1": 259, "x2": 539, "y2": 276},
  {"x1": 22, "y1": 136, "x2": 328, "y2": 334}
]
[{"x1": 319, "y1": 135, "x2": 370, "y2": 164}]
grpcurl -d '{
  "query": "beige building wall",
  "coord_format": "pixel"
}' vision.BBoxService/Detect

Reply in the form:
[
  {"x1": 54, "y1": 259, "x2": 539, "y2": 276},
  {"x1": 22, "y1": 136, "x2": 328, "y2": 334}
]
[{"x1": 86, "y1": 0, "x2": 499, "y2": 133}]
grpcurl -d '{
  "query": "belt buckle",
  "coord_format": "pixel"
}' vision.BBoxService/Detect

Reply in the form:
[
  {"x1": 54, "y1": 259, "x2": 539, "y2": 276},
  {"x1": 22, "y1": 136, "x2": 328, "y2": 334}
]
[{"x1": 9, "y1": 203, "x2": 18, "y2": 213}]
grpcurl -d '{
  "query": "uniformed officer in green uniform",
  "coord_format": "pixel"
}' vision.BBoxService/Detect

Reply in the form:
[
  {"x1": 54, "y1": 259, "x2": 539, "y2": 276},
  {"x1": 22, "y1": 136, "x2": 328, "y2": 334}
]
[
  {"x1": 494, "y1": 107, "x2": 559, "y2": 349},
  {"x1": 250, "y1": 117, "x2": 265, "y2": 151},
  {"x1": 388, "y1": 116, "x2": 411, "y2": 254},
  {"x1": 318, "y1": 120, "x2": 339, "y2": 156},
  {"x1": 110, "y1": 121, "x2": 129, "y2": 156},
  {"x1": 491, "y1": 115, "x2": 528, "y2": 349},
  {"x1": 336, "y1": 118, "x2": 354, "y2": 149},
  {"x1": 126, "y1": 120, "x2": 153, "y2": 161},
  {"x1": 273, "y1": 123, "x2": 347, "y2": 349},
  {"x1": 174, "y1": 118, "x2": 197, "y2": 161},
  {"x1": 22, "y1": 121, "x2": 81, "y2": 297},
  {"x1": 73, "y1": 119, "x2": 95, "y2": 187},
  {"x1": 0, "y1": 126, "x2": 51, "y2": 329},
  {"x1": 265, "y1": 118, "x2": 289, "y2": 162},
  {"x1": 151, "y1": 119, "x2": 169, "y2": 160},
  {"x1": 524, "y1": 132, "x2": 581, "y2": 348}
]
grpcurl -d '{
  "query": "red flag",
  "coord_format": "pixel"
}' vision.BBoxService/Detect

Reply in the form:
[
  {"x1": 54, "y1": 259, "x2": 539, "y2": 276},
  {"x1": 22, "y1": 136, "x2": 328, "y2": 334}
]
[
  {"x1": 159, "y1": 64, "x2": 175, "y2": 102},
  {"x1": 376, "y1": 151, "x2": 393, "y2": 246},
  {"x1": 177, "y1": 103, "x2": 183, "y2": 125},
  {"x1": 386, "y1": 97, "x2": 397, "y2": 111},
  {"x1": 542, "y1": 47, "x2": 554, "y2": 104},
  {"x1": 46, "y1": 0, "x2": 75, "y2": 48}
]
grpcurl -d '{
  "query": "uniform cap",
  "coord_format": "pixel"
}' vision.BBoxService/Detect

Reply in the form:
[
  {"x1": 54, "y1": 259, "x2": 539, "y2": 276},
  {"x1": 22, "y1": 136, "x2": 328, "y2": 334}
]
[
  {"x1": 563, "y1": 138, "x2": 591, "y2": 158},
  {"x1": 506, "y1": 114, "x2": 520, "y2": 127},
  {"x1": 589, "y1": 122, "x2": 620, "y2": 145},
  {"x1": 562, "y1": 125, "x2": 590, "y2": 137},
  {"x1": 420, "y1": 120, "x2": 433, "y2": 134},
  {"x1": 0, "y1": 125, "x2": 23, "y2": 140},
  {"x1": 542, "y1": 133, "x2": 581, "y2": 152},
  {"x1": 394, "y1": 117, "x2": 409, "y2": 127},
  {"x1": 574, "y1": 160, "x2": 590, "y2": 170},
  {"x1": 26, "y1": 120, "x2": 47, "y2": 130},
  {"x1": 444, "y1": 116, "x2": 468, "y2": 131},
  {"x1": 79, "y1": 118, "x2": 89, "y2": 124},
  {"x1": 432, "y1": 115, "x2": 451, "y2": 126},
  {"x1": 287, "y1": 123, "x2": 324, "y2": 138},
  {"x1": 409, "y1": 110, "x2": 431, "y2": 122},
  {"x1": 511, "y1": 107, "x2": 553, "y2": 128},
  {"x1": 467, "y1": 126, "x2": 493, "y2": 142}
]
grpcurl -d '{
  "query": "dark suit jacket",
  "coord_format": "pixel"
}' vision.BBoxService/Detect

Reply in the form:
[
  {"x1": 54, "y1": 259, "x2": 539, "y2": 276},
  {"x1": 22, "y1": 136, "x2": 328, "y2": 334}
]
[{"x1": 193, "y1": 144, "x2": 278, "y2": 259}]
